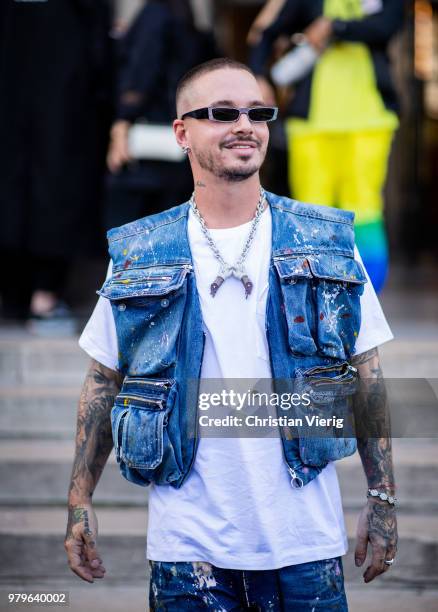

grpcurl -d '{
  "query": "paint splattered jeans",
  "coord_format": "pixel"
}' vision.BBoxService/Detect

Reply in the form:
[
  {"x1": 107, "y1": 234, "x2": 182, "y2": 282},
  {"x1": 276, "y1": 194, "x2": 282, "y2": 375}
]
[{"x1": 149, "y1": 557, "x2": 348, "y2": 611}]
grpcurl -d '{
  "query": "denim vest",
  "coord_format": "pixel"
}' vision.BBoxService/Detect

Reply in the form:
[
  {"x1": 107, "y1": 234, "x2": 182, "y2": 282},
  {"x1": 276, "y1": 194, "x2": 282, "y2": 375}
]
[{"x1": 98, "y1": 191, "x2": 367, "y2": 489}]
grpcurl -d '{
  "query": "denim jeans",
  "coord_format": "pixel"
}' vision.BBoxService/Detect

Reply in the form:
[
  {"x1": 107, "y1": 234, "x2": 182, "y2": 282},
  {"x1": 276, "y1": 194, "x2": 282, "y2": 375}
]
[{"x1": 149, "y1": 557, "x2": 348, "y2": 611}]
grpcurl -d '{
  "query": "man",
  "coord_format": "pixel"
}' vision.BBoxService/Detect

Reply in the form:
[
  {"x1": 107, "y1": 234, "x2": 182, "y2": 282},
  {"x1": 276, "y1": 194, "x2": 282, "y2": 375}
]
[{"x1": 65, "y1": 58, "x2": 397, "y2": 610}]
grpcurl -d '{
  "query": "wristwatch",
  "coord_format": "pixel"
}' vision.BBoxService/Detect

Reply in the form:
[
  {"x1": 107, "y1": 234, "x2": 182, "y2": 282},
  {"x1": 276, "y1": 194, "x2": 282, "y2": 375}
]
[{"x1": 367, "y1": 488, "x2": 397, "y2": 506}]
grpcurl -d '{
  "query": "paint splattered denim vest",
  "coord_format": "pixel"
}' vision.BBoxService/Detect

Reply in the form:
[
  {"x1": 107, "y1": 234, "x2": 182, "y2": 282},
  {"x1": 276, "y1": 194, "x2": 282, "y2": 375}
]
[{"x1": 98, "y1": 191, "x2": 367, "y2": 489}]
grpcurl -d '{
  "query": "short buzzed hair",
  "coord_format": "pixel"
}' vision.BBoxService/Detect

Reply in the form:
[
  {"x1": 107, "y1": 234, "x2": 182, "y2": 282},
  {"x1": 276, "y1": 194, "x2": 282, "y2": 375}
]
[{"x1": 176, "y1": 57, "x2": 256, "y2": 117}]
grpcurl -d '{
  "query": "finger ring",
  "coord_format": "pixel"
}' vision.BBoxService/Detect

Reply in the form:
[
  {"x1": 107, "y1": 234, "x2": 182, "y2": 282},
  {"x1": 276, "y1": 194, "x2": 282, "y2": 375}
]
[{"x1": 384, "y1": 559, "x2": 394, "y2": 566}]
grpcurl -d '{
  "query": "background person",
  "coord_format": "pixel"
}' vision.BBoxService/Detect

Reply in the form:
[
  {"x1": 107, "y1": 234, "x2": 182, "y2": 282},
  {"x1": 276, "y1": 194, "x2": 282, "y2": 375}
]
[
  {"x1": 105, "y1": 0, "x2": 216, "y2": 229},
  {"x1": 249, "y1": 0, "x2": 405, "y2": 292},
  {"x1": 0, "y1": 0, "x2": 112, "y2": 323}
]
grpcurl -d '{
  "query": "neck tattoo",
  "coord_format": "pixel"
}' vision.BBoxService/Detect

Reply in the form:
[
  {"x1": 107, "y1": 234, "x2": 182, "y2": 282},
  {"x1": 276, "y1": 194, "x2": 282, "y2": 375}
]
[{"x1": 190, "y1": 187, "x2": 266, "y2": 299}]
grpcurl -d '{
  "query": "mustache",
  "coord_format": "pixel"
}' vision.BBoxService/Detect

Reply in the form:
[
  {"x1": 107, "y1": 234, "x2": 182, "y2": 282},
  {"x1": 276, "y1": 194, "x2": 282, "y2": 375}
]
[{"x1": 220, "y1": 137, "x2": 262, "y2": 148}]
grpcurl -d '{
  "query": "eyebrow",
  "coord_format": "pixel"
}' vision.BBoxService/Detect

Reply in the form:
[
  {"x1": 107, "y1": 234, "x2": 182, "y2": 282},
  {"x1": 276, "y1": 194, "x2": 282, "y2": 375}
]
[{"x1": 208, "y1": 99, "x2": 267, "y2": 107}]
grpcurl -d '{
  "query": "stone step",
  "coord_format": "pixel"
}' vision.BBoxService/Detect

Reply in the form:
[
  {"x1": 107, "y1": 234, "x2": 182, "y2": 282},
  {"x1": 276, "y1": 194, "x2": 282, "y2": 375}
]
[
  {"x1": 0, "y1": 439, "x2": 436, "y2": 509},
  {"x1": 1, "y1": 437, "x2": 435, "y2": 463},
  {"x1": 0, "y1": 531, "x2": 436, "y2": 590},
  {"x1": 1, "y1": 331, "x2": 438, "y2": 386},
  {"x1": 2, "y1": 382, "x2": 438, "y2": 440},
  {"x1": 1, "y1": 507, "x2": 437, "y2": 543},
  {"x1": 0, "y1": 585, "x2": 437, "y2": 612},
  {"x1": 1, "y1": 512, "x2": 437, "y2": 609},
  {"x1": 378, "y1": 340, "x2": 438, "y2": 378},
  {"x1": 0, "y1": 388, "x2": 78, "y2": 439},
  {"x1": 0, "y1": 336, "x2": 87, "y2": 387},
  {"x1": 0, "y1": 459, "x2": 147, "y2": 507}
]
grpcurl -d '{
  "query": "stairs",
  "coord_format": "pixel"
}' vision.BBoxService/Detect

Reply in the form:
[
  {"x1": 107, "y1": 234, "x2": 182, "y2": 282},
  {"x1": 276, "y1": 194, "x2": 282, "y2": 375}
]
[{"x1": 1, "y1": 308, "x2": 437, "y2": 611}]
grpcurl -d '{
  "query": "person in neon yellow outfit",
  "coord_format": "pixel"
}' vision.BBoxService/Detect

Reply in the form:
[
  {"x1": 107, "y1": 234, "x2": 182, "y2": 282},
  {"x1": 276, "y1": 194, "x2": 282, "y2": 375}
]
[{"x1": 250, "y1": 0, "x2": 404, "y2": 292}]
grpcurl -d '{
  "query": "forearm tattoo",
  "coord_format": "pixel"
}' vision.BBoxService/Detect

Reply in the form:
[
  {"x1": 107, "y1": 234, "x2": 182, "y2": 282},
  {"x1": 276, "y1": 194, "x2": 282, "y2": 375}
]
[
  {"x1": 68, "y1": 360, "x2": 122, "y2": 502},
  {"x1": 351, "y1": 348, "x2": 395, "y2": 493}
]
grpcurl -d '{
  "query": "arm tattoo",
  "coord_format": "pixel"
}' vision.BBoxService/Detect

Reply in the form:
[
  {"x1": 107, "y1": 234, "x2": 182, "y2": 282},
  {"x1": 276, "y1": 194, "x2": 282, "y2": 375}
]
[
  {"x1": 351, "y1": 348, "x2": 395, "y2": 493},
  {"x1": 68, "y1": 360, "x2": 122, "y2": 503}
]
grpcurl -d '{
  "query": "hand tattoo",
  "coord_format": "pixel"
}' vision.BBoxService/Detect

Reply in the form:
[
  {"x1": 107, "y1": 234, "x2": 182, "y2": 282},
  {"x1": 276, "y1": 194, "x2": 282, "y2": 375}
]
[
  {"x1": 367, "y1": 502, "x2": 397, "y2": 543},
  {"x1": 66, "y1": 507, "x2": 93, "y2": 539}
]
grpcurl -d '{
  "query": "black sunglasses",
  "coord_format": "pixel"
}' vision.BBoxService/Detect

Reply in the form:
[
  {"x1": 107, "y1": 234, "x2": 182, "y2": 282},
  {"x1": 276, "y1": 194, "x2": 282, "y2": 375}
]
[{"x1": 181, "y1": 106, "x2": 278, "y2": 123}]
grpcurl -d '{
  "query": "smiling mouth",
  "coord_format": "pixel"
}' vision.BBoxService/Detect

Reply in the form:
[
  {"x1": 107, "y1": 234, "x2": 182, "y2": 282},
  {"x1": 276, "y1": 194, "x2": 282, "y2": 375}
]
[{"x1": 223, "y1": 142, "x2": 258, "y2": 150}]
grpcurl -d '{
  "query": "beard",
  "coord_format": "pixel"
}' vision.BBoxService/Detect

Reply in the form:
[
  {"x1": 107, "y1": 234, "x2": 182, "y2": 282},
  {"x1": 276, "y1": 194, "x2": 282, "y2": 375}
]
[{"x1": 192, "y1": 144, "x2": 265, "y2": 183}]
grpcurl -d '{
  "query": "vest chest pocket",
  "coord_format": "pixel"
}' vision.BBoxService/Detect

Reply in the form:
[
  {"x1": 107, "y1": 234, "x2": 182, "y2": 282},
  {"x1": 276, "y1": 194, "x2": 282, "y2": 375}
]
[
  {"x1": 98, "y1": 265, "x2": 191, "y2": 374},
  {"x1": 306, "y1": 255, "x2": 367, "y2": 360},
  {"x1": 274, "y1": 254, "x2": 367, "y2": 359}
]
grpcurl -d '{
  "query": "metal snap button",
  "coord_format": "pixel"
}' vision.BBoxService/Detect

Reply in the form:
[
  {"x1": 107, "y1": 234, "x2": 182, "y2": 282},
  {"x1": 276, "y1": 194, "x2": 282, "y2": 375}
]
[
  {"x1": 161, "y1": 299, "x2": 169, "y2": 308},
  {"x1": 118, "y1": 303, "x2": 126, "y2": 312}
]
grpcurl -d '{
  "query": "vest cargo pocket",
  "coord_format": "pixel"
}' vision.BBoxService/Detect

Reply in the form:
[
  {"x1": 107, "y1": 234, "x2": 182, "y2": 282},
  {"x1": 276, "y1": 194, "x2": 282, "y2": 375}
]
[
  {"x1": 111, "y1": 377, "x2": 182, "y2": 486},
  {"x1": 98, "y1": 265, "x2": 190, "y2": 375},
  {"x1": 294, "y1": 362, "x2": 358, "y2": 466},
  {"x1": 307, "y1": 255, "x2": 367, "y2": 360},
  {"x1": 274, "y1": 257, "x2": 317, "y2": 356}
]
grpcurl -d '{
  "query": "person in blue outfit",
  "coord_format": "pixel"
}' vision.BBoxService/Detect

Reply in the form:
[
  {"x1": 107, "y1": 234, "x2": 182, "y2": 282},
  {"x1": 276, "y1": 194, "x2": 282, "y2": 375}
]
[{"x1": 65, "y1": 58, "x2": 397, "y2": 611}]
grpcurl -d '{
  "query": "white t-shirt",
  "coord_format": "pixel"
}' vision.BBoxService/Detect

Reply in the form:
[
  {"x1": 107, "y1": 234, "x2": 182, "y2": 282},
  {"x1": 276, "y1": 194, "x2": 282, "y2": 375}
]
[{"x1": 79, "y1": 206, "x2": 393, "y2": 570}]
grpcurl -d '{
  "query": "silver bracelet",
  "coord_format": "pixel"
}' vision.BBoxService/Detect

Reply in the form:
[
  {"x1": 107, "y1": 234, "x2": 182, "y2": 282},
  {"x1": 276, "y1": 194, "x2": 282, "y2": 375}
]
[{"x1": 367, "y1": 488, "x2": 397, "y2": 506}]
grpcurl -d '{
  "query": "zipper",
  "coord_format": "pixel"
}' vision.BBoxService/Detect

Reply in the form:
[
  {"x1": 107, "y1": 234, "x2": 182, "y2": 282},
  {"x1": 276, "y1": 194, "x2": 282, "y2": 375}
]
[
  {"x1": 123, "y1": 378, "x2": 173, "y2": 389},
  {"x1": 117, "y1": 393, "x2": 164, "y2": 409},
  {"x1": 113, "y1": 263, "x2": 193, "y2": 275},
  {"x1": 109, "y1": 266, "x2": 192, "y2": 298},
  {"x1": 288, "y1": 467, "x2": 304, "y2": 489},
  {"x1": 112, "y1": 275, "x2": 173, "y2": 285},
  {"x1": 301, "y1": 362, "x2": 357, "y2": 379}
]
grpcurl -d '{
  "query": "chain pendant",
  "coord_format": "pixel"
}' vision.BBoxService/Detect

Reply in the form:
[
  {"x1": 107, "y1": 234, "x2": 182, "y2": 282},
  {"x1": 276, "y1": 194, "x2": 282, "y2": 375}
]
[
  {"x1": 241, "y1": 275, "x2": 253, "y2": 299},
  {"x1": 210, "y1": 264, "x2": 232, "y2": 297},
  {"x1": 210, "y1": 276, "x2": 225, "y2": 297},
  {"x1": 191, "y1": 188, "x2": 265, "y2": 300},
  {"x1": 210, "y1": 266, "x2": 254, "y2": 299}
]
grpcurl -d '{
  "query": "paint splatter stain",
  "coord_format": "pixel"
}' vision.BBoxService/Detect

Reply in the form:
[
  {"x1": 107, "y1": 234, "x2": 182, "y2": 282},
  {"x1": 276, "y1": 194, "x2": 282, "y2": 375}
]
[
  {"x1": 294, "y1": 316, "x2": 305, "y2": 323},
  {"x1": 192, "y1": 562, "x2": 217, "y2": 589},
  {"x1": 341, "y1": 312, "x2": 351, "y2": 319},
  {"x1": 123, "y1": 259, "x2": 132, "y2": 269},
  {"x1": 319, "y1": 313, "x2": 325, "y2": 320}
]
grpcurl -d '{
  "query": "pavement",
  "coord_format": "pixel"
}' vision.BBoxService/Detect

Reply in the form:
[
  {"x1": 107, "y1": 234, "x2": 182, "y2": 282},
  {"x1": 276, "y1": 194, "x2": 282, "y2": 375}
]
[{"x1": 0, "y1": 267, "x2": 437, "y2": 611}]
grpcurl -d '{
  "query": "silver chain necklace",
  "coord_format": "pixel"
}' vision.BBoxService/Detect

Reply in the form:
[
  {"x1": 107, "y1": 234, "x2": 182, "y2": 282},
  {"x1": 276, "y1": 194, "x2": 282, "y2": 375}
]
[{"x1": 190, "y1": 187, "x2": 266, "y2": 298}]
